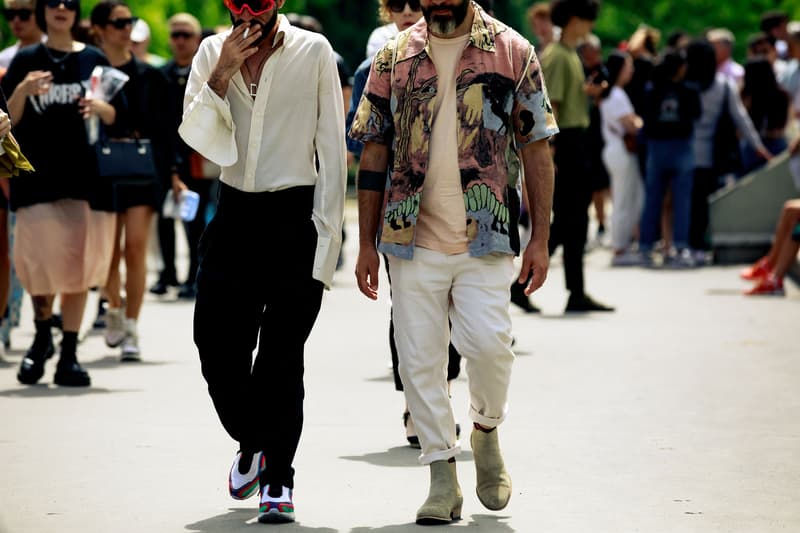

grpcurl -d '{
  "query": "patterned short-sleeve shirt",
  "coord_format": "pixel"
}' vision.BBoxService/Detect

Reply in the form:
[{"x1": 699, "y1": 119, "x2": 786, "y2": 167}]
[{"x1": 349, "y1": 3, "x2": 558, "y2": 260}]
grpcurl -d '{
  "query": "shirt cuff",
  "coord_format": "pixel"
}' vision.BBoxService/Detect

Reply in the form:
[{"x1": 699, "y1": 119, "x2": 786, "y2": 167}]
[{"x1": 178, "y1": 82, "x2": 238, "y2": 167}]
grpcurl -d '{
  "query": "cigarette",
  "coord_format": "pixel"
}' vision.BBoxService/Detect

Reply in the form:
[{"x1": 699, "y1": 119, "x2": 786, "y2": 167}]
[{"x1": 243, "y1": 26, "x2": 250, "y2": 39}]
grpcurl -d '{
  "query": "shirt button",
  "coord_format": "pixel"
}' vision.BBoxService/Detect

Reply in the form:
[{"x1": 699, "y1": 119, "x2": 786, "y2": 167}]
[
  {"x1": 419, "y1": 51, "x2": 427, "y2": 59},
  {"x1": 423, "y1": 125, "x2": 430, "y2": 133}
]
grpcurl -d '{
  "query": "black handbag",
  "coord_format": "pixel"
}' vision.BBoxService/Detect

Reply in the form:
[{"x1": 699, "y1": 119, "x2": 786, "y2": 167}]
[
  {"x1": 95, "y1": 136, "x2": 158, "y2": 184},
  {"x1": 712, "y1": 83, "x2": 742, "y2": 176}
]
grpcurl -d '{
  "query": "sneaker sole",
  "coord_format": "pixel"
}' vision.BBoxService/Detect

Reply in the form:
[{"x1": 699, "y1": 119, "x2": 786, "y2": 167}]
[
  {"x1": 120, "y1": 352, "x2": 141, "y2": 362},
  {"x1": 105, "y1": 337, "x2": 125, "y2": 348},
  {"x1": 258, "y1": 510, "x2": 295, "y2": 524}
]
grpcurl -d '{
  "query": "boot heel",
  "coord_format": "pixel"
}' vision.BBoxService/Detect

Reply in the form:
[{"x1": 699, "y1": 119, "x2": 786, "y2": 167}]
[{"x1": 451, "y1": 503, "x2": 462, "y2": 520}]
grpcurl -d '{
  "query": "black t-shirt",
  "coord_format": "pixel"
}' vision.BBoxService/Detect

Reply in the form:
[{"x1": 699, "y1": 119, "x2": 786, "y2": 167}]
[
  {"x1": 1, "y1": 43, "x2": 125, "y2": 210},
  {"x1": 107, "y1": 56, "x2": 173, "y2": 182},
  {"x1": 644, "y1": 81, "x2": 701, "y2": 140},
  {"x1": 162, "y1": 59, "x2": 194, "y2": 180}
]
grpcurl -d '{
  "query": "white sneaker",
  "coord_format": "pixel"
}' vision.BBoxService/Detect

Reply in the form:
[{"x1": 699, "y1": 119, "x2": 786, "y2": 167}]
[
  {"x1": 259, "y1": 485, "x2": 295, "y2": 523},
  {"x1": 104, "y1": 308, "x2": 126, "y2": 347},
  {"x1": 120, "y1": 318, "x2": 140, "y2": 361},
  {"x1": 120, "y1": 333, "x2": 140, "y2": 361}
]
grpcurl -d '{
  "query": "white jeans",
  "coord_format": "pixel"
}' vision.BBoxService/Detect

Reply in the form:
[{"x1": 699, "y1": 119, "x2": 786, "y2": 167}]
[
  {"x1": 603, "y1": 143, "x2": 644, "y2": 251},
  {"x1": 388, "y1": 248, "x2": 515, "y2": 464}
]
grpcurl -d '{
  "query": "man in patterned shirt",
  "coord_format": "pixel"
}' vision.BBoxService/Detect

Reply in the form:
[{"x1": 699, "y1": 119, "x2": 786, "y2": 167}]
[{"x1": 350, "y1": 0, "x2": 557, "y2": 524}]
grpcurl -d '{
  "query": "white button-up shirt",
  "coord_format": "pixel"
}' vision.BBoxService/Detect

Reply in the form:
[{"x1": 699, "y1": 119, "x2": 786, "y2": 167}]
[{"x1": 179, "y1": 15, "x2": 347, "y2": 288}]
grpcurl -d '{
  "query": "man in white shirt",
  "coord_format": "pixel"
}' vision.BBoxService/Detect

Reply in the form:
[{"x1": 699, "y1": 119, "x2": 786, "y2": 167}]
[
  {"x1": 178, "y1": 0, "x2": 346, "y2": 525},
  {"x1": 0, "y1": 0, "x2": 44, "y2": 71}
]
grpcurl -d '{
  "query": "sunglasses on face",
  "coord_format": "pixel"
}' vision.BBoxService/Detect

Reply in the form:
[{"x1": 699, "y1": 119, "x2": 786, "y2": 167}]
[
  {"x1": 170, "y1": 30, "x2": 196, "y2": 40},
  {"x1": 388, "y1": 0, "x2": 421, "y2": 13},
  {"x1": 45, "y1": 0, "x2": 79, "y2": 10},
  {"x1": 3, "y1": 8, "x2": 33, "y2": 21},
  {"x1": 223, "y1": 0, "x2": 275, "y2": 17},
  {"x1": 106, "y1": 16, "x2": 137, "y2": 29}
]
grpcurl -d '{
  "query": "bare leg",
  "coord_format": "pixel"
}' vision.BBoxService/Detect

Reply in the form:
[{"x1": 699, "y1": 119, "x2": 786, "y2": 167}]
[
  {"x1": 593, "y1": 189, "x2": 607, "y2": 232},
  {"x1": 60, "y1": 291, "x2": 88, "y2": 332},
  {"x1": 31, "y1": 295, "x2": 54, "y2": 321},
  {"x1": 765, "y1": 199, "x2": 800, "y2": 266},
  {"x1": 105, "y1": 214, "x2": 124, "y2": 309},
  {"x1": 123, "y1": 206, "x2": 153, "y2": 320},
  {"x1": 772, "y1": 239, "x2": 800, "y2": 279}
]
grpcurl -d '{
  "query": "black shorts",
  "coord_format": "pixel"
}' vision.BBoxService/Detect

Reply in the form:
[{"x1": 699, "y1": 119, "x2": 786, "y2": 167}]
[{"x1": 110, "y1": 179, "x2": 160, "y2": 213}]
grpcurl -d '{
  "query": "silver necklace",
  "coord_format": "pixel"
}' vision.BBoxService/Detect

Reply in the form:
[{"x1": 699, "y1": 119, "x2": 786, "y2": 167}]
[{"x1": 42, "y1": 44, "x2": 73, "y2": 70}]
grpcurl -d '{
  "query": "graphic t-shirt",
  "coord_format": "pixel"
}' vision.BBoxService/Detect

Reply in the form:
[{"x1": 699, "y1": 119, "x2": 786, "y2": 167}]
[{"x1": 2, "y1": 43, "x2": 125, "y2": 210}]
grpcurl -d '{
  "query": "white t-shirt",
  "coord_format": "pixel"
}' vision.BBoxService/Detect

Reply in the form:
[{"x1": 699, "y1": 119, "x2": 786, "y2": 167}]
[
  {"x1": 415, "y1": 33, "x2": 470, "y2": 255},
  {"x1": 600, "y1": 86, "x2": 635, "y2": 151}
]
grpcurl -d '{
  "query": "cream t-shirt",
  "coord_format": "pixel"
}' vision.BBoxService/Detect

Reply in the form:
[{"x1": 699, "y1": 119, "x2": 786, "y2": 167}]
[{"x1": 415, "y1": 33, "x2": 470, "y2": 255}]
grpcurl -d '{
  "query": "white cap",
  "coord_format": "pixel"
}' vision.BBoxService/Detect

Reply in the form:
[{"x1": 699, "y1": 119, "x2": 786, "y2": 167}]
[{"x1": 131, "y1": 19, "x2": 150, "y2": 43}]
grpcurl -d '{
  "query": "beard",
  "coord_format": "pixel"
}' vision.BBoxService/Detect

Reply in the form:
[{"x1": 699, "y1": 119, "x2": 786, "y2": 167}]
[
  {"x1": 422, "y1": 0, "x2": 469, "y2": 36},
  {"x1": 231, "y1": 9, "x2": 279, "y2": 48}
]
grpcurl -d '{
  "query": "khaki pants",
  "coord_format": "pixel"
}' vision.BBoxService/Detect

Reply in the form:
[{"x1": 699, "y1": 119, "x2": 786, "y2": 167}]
[{"x1": 388, "y1": 248, "x2": 515, "y2": 464}]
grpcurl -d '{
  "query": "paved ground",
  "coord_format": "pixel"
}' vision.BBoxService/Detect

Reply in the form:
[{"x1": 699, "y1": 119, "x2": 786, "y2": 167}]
[{"x1": 1, "y1": 213, "x2": 799, "y2": 533}]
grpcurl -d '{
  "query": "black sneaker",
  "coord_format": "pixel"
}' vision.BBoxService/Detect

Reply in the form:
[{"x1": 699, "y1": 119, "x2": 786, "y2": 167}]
[
  {"x1": 53, "y1": 360, "x2": 91, "y2": 387},
  {"x1": 17, "y1": 340, "x2": 55, "y2": 385},
  {"x1": 510, "y1": 283, "x2": 540, "y2": 313},
  {"x1": 177, "y1": 283, "x2": 197, "y2": 299},
  {"x1": 92, "y1": 299, "x2": 108, "y2": 329},
  {"x1": 565, "y1": 294, "x2": 615, "y2": 313},
  {"x1": 148, "y1": 280, "x2": 171, "y2": 295}
]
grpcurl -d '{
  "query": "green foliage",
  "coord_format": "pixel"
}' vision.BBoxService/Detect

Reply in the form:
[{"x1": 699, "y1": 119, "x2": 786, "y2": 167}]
[{"x1": 1, "y1": 0, "x2": 798, "y2": 69}]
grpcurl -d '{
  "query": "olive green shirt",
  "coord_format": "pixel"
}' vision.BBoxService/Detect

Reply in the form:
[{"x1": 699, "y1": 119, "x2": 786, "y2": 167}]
[{"x1": 541, "y1": 42, "x2": 589, "y2": 129}]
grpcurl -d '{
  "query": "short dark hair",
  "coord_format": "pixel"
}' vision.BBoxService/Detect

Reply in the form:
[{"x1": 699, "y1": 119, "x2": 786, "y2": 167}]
[
  {"x1": 549, "y1": 0, "x2": 600, "y2": 28},
  {"x1": 36, "y1": 0, "x2": 82, "y2": 33},
  {"x1": 760, "y1": 10, "x2": 788, "y2": 34},
  {"x1": 89, "y1": 0, "x2": 128, "y2": 27}
]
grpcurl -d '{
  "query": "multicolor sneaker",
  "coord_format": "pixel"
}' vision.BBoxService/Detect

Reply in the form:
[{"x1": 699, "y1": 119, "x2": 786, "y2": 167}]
[
  {"x1": 228, "y1": 451, "x2": 265, "y2": 500},
  {"x1": 740, "y1": 257, "x2": 771, "y2": 281},
  {"x1": 258, "y1": 485, "x2": 295, "y2": 523},
  {"x1": 744, "y1": 276, "x2": 785, "y2": 296}
]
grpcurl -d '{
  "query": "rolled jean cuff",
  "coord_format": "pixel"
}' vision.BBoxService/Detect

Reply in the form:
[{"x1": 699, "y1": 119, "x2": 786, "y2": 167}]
[
  {"x1": 418, "y1": 444, "x2": 461, "y2": 465},
  {"x1": 470, "y1": 406, "x2": 507, "y2": 429}
]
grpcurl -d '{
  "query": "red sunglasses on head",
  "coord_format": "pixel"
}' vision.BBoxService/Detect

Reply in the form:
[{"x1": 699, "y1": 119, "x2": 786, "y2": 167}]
[{"x1": 223, "y1": 0, "x2": 275, "y2": 16}]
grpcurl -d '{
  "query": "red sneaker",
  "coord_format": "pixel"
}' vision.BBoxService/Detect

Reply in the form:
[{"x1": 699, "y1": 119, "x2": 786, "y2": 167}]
[
  {"x1": 740, "y1": 257, "x2": 771, "y2": 280},
  {"x1": 744, "y1": 276, "x2": 785, "y2": 296}
]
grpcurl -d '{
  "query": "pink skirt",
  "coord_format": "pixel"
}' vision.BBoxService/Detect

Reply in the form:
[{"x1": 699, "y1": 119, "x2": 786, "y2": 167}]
[{"x1": 14, "y1": 199, "x2": 116, "y2": 295}]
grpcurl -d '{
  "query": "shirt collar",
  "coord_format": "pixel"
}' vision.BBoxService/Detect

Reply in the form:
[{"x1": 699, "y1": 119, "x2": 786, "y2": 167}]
[
  {"x1": 399, "y1": 1, "x2": 496, "y2": 61},
  {"x1": 273, "y1": 13, "x2": 291, "y2": 46}
]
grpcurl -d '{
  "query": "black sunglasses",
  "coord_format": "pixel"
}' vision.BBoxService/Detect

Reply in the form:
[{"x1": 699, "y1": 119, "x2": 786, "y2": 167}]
[
  {"x1": 45, "y1": 0, "x2": 79, "y2": 10},
  {"x1": 170, "y1": 30, "x2": 196, "y2": 40},
  {"x1": 388, "y1": 0, "x2": 421, "y2": 13},
  {"x1": 106, "y1": 16, "x2": 137, "y2": 29},
  {"x1": 2, "y1": 8, "x2": 33, "y2": 21}
]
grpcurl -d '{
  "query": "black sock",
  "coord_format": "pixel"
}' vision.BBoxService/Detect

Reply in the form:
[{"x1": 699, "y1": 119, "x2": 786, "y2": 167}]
[
  {"x1": 447, "y1": 457, "x2": 456, "y2": 464},
  {"x1": 267, "y1": 484, "x2": 284, "y2": 497},
  {"x1": 30, "y1": 319, "x2": 54, "y2": 356},
  {"x1": 59, "y1": 331, "x2": 78, "y2": 364}
]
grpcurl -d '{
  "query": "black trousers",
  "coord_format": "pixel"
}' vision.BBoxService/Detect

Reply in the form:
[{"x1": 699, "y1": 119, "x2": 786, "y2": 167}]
[
  {"x1": 689, "y1": 167, "x2": 719, "y2": 251},
  {"x1": 549, "y1": 128, "x2": 592, "y2": 296},
  {"x1": 193, "y1": 183, "x2": 323, "y2": 489}
]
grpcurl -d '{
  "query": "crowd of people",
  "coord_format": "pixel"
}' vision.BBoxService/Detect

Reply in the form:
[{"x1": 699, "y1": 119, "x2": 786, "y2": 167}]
[
  {"x1": 0, "y1": 0, "x2": 796, "y2": 526},
  {"x1": 514, "y1": 3, "x2": 800, "y2": 301}
]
